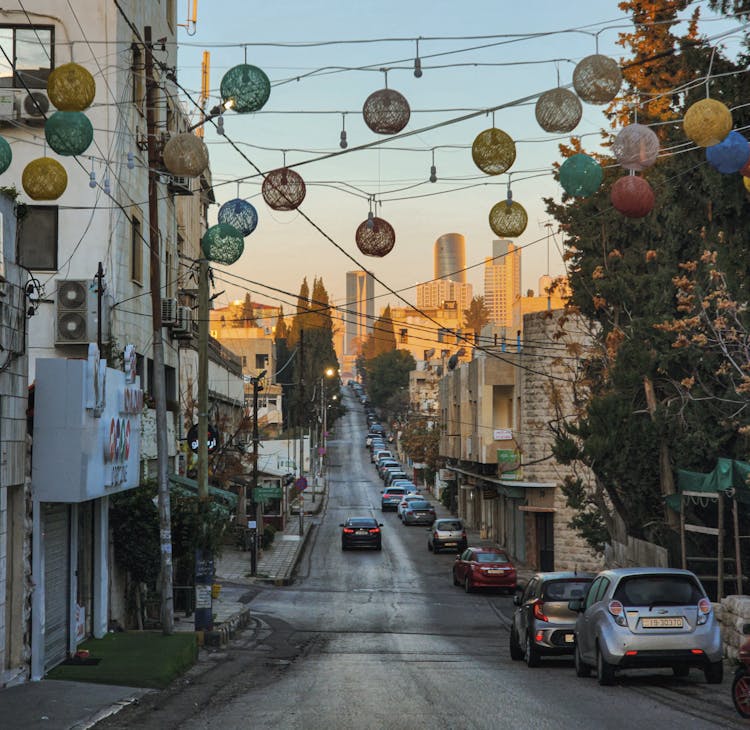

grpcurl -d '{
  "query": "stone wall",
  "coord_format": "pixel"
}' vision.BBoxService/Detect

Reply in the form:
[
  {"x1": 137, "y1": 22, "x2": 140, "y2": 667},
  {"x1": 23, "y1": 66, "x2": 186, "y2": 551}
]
[{"x1": 518, "y1": 311, "x2": 603, "y2": 573}]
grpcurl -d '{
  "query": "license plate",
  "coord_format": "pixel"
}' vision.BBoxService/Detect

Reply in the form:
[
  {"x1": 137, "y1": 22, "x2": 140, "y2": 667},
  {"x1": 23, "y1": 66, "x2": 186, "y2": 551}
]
[
  {"x1": 444, "y1": 542, "x2": 457, "y2": 546},
  {"x1": 486, "y1": 568, "x2": 506, "y2": 574},
  {"x1": 565, "y1": 633, "x2": 574, "y2": 643},
  {"x1": 641, "y1": 617, "x2": 684, "y2": 628},
  {"x1": 356, "y1": 530, "x2": 368, "y2": 535}
]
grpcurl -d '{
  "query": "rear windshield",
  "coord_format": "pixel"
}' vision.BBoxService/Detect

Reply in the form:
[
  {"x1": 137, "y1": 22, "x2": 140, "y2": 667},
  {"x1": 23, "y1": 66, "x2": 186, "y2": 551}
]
[
  {"x1": 409, "y1": 501, "x2": 432, "y2": 509},
  {"x1": 613, "y1": 574, "x2": 704, "y2": 606},
  {"x1": 477, "y1": 551, "x2": 509, "y2": 563},
  {"x1": 386, "y1": 488, "x2": 406, "y2": 495},
  {"x1": 348, "y1": 518, "x2": 376, "y2": 527},
  {"x1": 542, "y1": 580, "x2": 592, "y2": 601},
  {"x1": 437, "y1": 520, "x2": 463, "y2": 530}
]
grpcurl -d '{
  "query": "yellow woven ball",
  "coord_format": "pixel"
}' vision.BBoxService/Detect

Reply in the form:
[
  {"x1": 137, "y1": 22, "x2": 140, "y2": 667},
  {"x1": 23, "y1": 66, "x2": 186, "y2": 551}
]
[
  {"x1": 47, "y1": 62, "x2": 96, "y2": 111},
  {"x1": 22, "y1": 157, "x2": 68, "y2": 200},
  {"x1": 743, "y1": 175, "x2": 750, "y2": 194},
  {"x1": 683, "y1": 99, "x2": 732, "y2": 148},
  {"x1": 472, "y1": 127, "x2": 516, "y2": 176},
  {"x1": 489, "y1": 200, "x2": 528, "y2": 238}
]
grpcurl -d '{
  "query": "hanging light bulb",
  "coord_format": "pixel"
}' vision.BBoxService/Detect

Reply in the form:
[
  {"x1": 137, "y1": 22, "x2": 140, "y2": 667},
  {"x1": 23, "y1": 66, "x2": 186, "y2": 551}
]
[
  {"x1": 414, "y1": 39, "x2": 423, "y2": 78},
  {"x1": 89, "y1": 169, "x2": 96, "y2": 188},
  {"x1": 216, "y1": 114, "x2": 225, "y2": 136},
  {"x1": 429, "y1": 149, "x2": 437, "y2": 182},
  {"x1": 127, "y1": 151, "x2": 135, "y2": 170},
  {"x1": 103, "y1": 176, "x2": 110, "y2": 195},
  {"x1": 340, "y1": 113, "x2": 348, "y2": 149},
  {"x1": 366, "y1": 209, "x2": 375, "y2": 230}
]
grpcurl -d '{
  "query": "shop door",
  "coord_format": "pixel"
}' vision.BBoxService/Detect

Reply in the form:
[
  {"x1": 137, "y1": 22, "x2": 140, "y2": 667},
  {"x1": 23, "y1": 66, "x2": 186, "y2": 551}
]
[
  {"x1": 536, "y1": 512, "x2": 555, "y2": 571},
  {"x1": 43, "y1": 503, "x2": 70, "y2": 672}
]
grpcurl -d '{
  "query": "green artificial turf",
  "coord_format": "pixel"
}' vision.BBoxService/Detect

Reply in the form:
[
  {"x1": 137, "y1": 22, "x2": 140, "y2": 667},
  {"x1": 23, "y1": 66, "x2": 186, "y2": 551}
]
[{"x1": 45, "y1": 631, "x2": 198, "y2": 689}]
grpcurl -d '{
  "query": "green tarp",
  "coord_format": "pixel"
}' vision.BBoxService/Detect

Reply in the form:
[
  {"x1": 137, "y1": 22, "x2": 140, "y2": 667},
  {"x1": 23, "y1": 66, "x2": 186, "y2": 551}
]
[
  {"x1": 168, "y1": 473, "x2": 238, "y2": 508},
  {"x1": 670, "y1": 457, "x2": 750, "y2": 510}
]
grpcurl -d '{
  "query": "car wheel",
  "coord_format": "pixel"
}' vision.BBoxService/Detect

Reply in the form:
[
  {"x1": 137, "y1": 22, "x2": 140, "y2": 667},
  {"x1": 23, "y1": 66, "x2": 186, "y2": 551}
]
[
  {"x1": 341, "y1": 543, "x2": 348, "y2": 551},
  {"x1": 452, "y1": 569, "x2": 460, "y2": 587},
  {"x1": 672, "y1": 665, "x2": 690, "y2": 678},
  {"x1": 464, "y1": 576, "x2": 472, "y2": 593},
  {"x1": 375, "y1": 543, "x2": 382, "y2": 551},
  {"x1": 596, "y1": 643, "x2": 615, "y2": 686},
  {"x1": 509, "y1": 628, "x2": 523, "y2": 661},
  {"x1": 524, "y1": 632, "x2": 541, "y2": 668},
  {"x1": 704, "y1": 659, "x2": 724, "y2": 685},
  {"x1": 574, "y1": 642, "x2": 591, "y2": 678},
  {"x1": 427, "y1": 542, "x2": 433, "y2": 552},
  {"x1": 733, "y1": 669, "x2": 750, "y2": 718}
]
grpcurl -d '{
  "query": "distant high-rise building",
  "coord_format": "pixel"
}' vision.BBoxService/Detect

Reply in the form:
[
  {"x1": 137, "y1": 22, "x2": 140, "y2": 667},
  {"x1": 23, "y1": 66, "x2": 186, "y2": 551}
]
[
  {"x1": 344, "y1": 270, "x2": 374, "y2": 356},
  {"x1": 434, "y1": 232, "x2": 466, "y2": 282},
  {"x1": 415, "y1": 280, "x2": 473, "y2": 314},
  {"x1": 484, "y1": 239, "x2": 521, "y2": 327}
]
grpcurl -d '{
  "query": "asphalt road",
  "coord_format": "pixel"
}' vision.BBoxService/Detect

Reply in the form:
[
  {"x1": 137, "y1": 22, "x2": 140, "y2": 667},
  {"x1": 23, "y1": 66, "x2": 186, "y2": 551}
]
[{"x1": 98, "y1": 388, "x2": 744, "y2": 729}]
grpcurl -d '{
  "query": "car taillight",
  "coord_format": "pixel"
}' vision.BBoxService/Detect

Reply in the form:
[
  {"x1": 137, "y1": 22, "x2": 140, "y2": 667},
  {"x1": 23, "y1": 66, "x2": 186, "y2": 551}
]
[
  {"x1": 433, "y1": 532, "x2": 440, "y2": 538},
  {"x1": 533, "y1": 600, "x2": 548, "y2": 622},
  {"x1": 461, "y1": 531, "x2": 467, "y2": 538},
  {"x1": 343, "y1": 528, "x2": 355, "y2": 534},
  {"x1": 608, "y1": 600, "x2": 627, "y2": 627},
  {"x1": 368, "y1": 527, "x2": 380, "y2": 534},
  {"x1": 697, "y1": 597, "x2": 712, "y2": 625}
]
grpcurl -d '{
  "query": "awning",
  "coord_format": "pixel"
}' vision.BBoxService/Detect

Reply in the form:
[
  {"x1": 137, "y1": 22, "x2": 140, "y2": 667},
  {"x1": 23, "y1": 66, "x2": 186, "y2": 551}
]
[
  {"x1": 672, "y1": 457, "x2": 750, "y2": 510},
  {"x1": 446, "y1": 465, "x2": 555, "y2": 493},
  {"x1": 168, "y1": 473, "x2": 238, "y2": 507}
]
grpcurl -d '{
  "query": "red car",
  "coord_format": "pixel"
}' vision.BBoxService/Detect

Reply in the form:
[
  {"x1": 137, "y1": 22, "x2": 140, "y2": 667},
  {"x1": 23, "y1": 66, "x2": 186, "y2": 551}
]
[{"x1": 452, "y1": 547, "x2": 517, "y2": 594}]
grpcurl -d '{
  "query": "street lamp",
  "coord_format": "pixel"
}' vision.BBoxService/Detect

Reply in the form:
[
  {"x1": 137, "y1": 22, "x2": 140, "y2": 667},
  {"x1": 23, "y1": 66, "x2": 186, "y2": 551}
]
[{"x1": 315, "y1": 367, "x2": 336, "y2": 502}]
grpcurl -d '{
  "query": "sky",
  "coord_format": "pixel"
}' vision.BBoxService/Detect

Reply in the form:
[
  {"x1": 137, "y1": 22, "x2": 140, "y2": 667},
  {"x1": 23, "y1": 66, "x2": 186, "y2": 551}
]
[{"x1": 174, "y1": 0, "x2": 745, "y2": 316}]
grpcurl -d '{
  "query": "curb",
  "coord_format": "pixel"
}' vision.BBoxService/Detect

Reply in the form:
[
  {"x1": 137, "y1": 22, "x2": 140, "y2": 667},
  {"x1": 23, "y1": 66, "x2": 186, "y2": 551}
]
[
  {"x1": 206, "y1": 604, "x2": 253, "y2": 647},
  {"x1": 275, "y1": 522, "x2": 315, "y2": 585}
]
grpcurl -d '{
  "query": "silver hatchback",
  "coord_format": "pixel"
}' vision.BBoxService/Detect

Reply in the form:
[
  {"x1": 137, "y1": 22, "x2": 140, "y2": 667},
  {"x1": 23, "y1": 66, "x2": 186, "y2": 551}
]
[
  {"x1": 427, "y1": 518, "x2": 467, "y2": 553},
  {"x1": 571, "y1": 567, "x2": 723, "y2": 686}
]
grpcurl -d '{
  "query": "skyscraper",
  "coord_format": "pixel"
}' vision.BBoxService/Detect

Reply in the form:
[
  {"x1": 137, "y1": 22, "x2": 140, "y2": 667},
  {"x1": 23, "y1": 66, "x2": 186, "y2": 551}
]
[
  {"x1": 344, "y1": 270, "x2": 374, "y2": 356},
  {"x1": 484, "y1": 239, "x2": 521, "y2": 327},
  {"x1": 433, "y1": 232, "x2": 466, "y2": 282}
]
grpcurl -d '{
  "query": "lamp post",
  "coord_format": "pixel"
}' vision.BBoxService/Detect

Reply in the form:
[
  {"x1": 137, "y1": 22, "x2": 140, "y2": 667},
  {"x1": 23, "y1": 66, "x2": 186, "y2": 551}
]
[{"x1": 315, "y1": 367, "x2": 336, "y2": 502}]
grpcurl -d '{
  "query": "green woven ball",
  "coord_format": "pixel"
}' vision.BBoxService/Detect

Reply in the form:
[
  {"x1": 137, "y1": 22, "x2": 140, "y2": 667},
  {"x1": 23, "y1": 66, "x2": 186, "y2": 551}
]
[
  {"x1": 44, "y1": 111, "x2": 93, "y2": 156},
  {"x1": 0, "y1": 136, "x2": 11, "y2": 174},
  {"x1": 220, "y1": 64, "x2": 270, "y2": 113},
  {"x1": 559, "y1": 153, "x2": 603, "y2": 197},
  {"x1": 201, "y1": 223, "x2": 244, "y2": 264}
]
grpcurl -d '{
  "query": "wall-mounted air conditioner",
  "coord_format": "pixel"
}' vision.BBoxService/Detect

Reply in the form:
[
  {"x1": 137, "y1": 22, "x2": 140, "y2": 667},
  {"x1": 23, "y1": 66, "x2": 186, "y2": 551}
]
[
  {"x1": 172, "y1": 305, "x2": 192, "y2": 337},
  {"x1": 55, "y1": 279, "x2": 97, "y2": 345},
  {"x1": 161, "y1": 297, "x2": 177, "y2": 325},
  {"x1": 17, "y1": 89, "x2": 57, "y2": 124},
  {"x1": 167, "y1": 175, "x2": 193, "y2": 196}
]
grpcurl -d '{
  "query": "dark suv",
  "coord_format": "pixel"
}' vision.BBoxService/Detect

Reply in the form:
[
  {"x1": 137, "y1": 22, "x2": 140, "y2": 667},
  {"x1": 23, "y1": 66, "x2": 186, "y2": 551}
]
[{"x1": 510, "y1": 571, "x2": 594, "y2": 667}]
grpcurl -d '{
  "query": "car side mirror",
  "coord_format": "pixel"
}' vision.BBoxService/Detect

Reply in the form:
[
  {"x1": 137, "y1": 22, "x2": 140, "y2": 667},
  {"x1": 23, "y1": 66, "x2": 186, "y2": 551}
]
[
  {"x1": 378, "y1": 523, "x2": 383, "y2": 527},
  {"x1": 568, "y1": 598, "x2": 584, "y2": 612},
  {"x1": 339, "y1": 523, "x2": 344, "y2": 527},
  {"x1": 513, "y1": 593, "x2": 522, "y2": 606}
]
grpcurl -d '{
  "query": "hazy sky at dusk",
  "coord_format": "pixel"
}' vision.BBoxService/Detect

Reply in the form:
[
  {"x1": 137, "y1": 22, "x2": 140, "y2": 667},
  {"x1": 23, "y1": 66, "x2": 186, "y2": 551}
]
[{"x1": 175, "y1": 1, "x2": 743, "y2": 315}]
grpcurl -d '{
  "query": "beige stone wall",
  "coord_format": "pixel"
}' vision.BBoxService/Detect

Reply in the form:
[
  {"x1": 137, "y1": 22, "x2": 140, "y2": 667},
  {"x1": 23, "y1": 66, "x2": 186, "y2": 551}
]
[{"x1": 518, "y1": 311, "x2": 603, "y2": 573}]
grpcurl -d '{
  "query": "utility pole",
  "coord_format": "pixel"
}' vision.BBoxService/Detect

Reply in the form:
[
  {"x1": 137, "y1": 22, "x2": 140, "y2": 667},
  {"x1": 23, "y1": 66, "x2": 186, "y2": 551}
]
[
  {"x1": 94, "y1": 261, "x2": 105, "y2": 352},
  {"x1": 145, "y1": 26, "x2": 174, "y2": 635},
  {"x1": 298, "y1": 329, "x2": 305, "y2": 536},
  {"x1": 250, "y1": 373, "x2": 264, "y2": 575}
]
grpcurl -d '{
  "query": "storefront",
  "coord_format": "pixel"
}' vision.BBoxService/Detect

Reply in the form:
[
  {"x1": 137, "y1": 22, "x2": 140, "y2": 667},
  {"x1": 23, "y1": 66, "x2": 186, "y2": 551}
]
[{"x1": 30, "y1": 345, "x2": 142, "y2": 678}]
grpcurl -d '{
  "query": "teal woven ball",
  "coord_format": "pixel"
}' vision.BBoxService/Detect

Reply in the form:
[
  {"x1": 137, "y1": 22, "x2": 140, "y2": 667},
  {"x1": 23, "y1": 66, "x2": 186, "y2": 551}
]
[
  {"x1": 0, "y1": 136, "x2": 11, "y2": 174},
  {"x1": 201, "y1": 223, "x2": 244, "y2": 264},
  {"x1": 559, "y1": 153, "x2": 603, "y2": 197},
  {"x1": 44, "y1": 111, "x2": 93, "y2": 156},
  {"x1": 220, "y1": 64, "x2": 270, "y2": 113}
]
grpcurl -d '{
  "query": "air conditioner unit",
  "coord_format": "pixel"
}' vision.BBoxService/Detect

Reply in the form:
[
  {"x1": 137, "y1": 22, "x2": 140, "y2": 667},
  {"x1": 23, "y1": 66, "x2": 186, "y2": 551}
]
[
  {"x1": 56, "y1": 279, "x2": 97, "y2": 345},
  {"x1": 172, "y1": 305, "x2": 192, "y2": 337},
  {"x1": 161, "y1": 297, "x2": 177, "y2": 325},
  {"x1": 17, "y1": 89, "x2": 57, "y2": 124},
  {"x1": 167, "y1": 175, "x2": 193, "y2": 196}
]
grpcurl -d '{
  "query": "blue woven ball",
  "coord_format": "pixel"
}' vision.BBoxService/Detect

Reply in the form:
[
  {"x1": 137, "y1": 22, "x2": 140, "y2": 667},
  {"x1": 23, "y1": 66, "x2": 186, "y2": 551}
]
[
  {"x1": 706, "y1": 130, "x2": 750, "y2": 174},
  {"x1": 218, "y1": 198, "x2": 258, "y2": 237}
]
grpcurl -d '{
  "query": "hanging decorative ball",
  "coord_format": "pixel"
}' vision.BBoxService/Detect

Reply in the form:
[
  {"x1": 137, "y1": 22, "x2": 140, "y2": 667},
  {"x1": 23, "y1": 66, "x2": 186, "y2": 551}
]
[
  {"x1": 535, "y1": 88, "x2": 582, "y2": 133},
  {"x1": 220, "y1": 64, "x2": 271, "y2": 113},
  {"x1": 740, "y1": 156, "x2": 750, "y2": 177},
  {"x1": 472, "y1": 128, "x2": 516, "y2": 176},
  {"x1": 610, "y1": 175, "x2": 654, "y2": 218},
  {"x1": 22, "y1": 157, "x2": 68, "y2": 200},
  {"x1": 362, "y1": 88, "x2": 411, "y2": 135},
  {"x1": 559, "y1": 153, "x2": 603, "y2": 197},
  {"x1": 200, "y1": 223, "x2": 244, "y2": 265},
  {"x1": 489, "y1": 200, "x2": 528, "y2": 238},
  {"x1": 218, "y1": 198, "x2": 258, "y2": 236},
  {"x1": 612, "y1": 123, "x2": 659, "y2": 171},
  {"x1": 162, "y1": 132, "x2": 209, "y2": 177},
  {"x1": 683, "y1": 98, "x2": 732, "y2": 148},
  {"x1": 0, "y1": 136, "x2": 12, "y2": 175},
  {"x1": 44, "y1": 111, "x2": 94, "y2": 156},
  {"x1": 262, "y1": 167, "x2": 306, "y2": 210},
  {"x1": 46, "y1": 62, "x2": 96, "y2": 111},
  {"x1": 573, "y1": 54, "x2": 622, "y2": 104},
  {"x1": 355, "y1": 217, "x2": 396, "y2": 257},
  {"x1": 744, "y1": 175, "x2": 750, "y2": 194},
  {"x1": 706, "y1": 130, "x2": 750, "y2": 174}
]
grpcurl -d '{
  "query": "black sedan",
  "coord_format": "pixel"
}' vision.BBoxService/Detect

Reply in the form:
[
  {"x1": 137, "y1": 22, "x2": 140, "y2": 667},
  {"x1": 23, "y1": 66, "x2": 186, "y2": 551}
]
[{"x1": 341, "y1": 517, "x2": 383, "y2": 550}]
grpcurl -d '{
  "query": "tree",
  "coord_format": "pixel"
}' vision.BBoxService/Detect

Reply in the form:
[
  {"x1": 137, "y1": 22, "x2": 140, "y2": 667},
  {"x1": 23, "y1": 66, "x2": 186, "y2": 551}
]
[
  {"x1": 241, "y1": 293, "x2": 258, "y2": 327},
  {"x1": 364, "y1": 349, "x2": 416, "y2": 411},
  {"x1": 463, "y1": 296, "x2": 491, "y2": 343},
  {"x1": 362, "y1": 305, "x2": 397, "y2": 360},
  {"x1": 546, "y1": 2, "x2": 750, "y2": 549}
]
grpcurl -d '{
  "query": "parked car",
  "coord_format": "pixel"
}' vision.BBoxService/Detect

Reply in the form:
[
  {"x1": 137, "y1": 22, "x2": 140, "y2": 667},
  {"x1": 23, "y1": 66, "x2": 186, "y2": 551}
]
[
  {"x1": 509, "y1": 572, "x2": 594, "y2": 666},
  {"x1": 391, "y1": 479, "x2": 417, "y2": 492},
  {"x1": 372, "y1": 449, "x2": 392, "y2": 464},
  {"x1": 383, "y1": 469, "x2": 408, "y2": 486},
  {"x1": 570, "y1": 567, "x2": 723, "y2": 686},
  {"x1": 397, "y1": 493, "x2": 425, "y2": 520},
  {"x1": 401, "y1": 499, "x2": 436, "y2": 526},
  {"x1": 381, "y1": 486, "x2": 408, "y2": 511},
  {"x1": 377, "y1": 460, "x2": 400, "y2": 479},
  {"x1": 340, "y1": 516, "x2": 382, "y2": 550},
  {"x1": 452, "y1": 547, "x2": 516, "y2": 593},
  {"x1": 427, "y1": 518, "x2": 468, "y2": 553}
]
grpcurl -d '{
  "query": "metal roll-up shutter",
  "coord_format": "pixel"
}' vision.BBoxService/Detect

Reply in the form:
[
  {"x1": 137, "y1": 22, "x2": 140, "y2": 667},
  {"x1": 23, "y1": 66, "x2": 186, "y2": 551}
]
[{"x1": 43, "y1": 503, "x2": 70, "y2": 672}]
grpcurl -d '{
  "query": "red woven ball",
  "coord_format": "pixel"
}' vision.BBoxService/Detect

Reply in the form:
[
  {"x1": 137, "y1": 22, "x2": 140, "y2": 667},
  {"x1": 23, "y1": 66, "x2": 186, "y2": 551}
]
[{"x1": 610, "y1": 175, "x2": 654, "y2": 218}]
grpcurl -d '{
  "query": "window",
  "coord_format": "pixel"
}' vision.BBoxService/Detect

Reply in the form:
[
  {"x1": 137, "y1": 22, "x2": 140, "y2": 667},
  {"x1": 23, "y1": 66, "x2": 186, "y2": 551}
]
[
  {"x1": 131, "y1": 212, "x2": 143, "y2": 284},
  {"x1": 131, "y1": 42, "x2": 144, "y2": 115},
  {"x1": 255, "y1": 354, "x2": 268, "y2": 370},
  {"x1": 0, "y1": 25, "x2": 54, "y2": 88},
  {"x1": 241, "y1": 355, "x2": 247, "y2": 367},
  {"x1": 399, "y1": 328, "x2": 408, "y2": 344},
  {"x1": 18, "y1": 205, "x2": 57, "y2": 270},
  {"x1": 584, "y1": 577, "x2": 603, "y2": 611}
]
